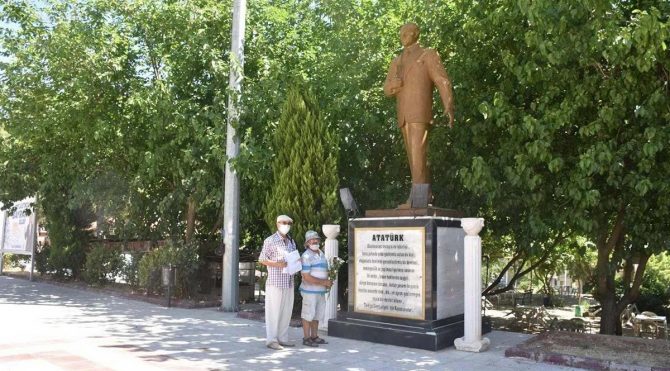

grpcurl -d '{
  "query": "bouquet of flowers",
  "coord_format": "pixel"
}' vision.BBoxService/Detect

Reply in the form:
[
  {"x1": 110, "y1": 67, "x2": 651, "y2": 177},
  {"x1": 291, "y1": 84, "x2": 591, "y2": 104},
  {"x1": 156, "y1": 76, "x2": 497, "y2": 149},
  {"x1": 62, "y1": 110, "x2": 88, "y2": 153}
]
[{"x1": 326, "y1": 256, "x2": 345, "y2": 296}]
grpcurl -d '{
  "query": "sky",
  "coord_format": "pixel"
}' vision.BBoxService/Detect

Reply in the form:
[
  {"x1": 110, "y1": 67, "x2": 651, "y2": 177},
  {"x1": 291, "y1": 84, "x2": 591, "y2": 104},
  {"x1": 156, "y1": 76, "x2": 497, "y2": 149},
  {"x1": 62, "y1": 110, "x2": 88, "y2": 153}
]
[
  {"x1": 0, "y1": 3, "x2": 17, "y2": 65},
  {"x1": 0, "y1": 0, "x2": 50, "y2": 64}
]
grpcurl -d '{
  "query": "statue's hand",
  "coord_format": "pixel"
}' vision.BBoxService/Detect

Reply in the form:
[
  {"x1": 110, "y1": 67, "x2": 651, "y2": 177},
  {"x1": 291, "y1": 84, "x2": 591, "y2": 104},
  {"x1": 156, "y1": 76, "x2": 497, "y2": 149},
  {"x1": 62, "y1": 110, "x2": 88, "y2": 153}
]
[
  {"x1": 441, "y1": 109, "x2": 454, "y2": 128},
  {"x1": 389, "y1": 77, "x2": 403, "y2": 91}
]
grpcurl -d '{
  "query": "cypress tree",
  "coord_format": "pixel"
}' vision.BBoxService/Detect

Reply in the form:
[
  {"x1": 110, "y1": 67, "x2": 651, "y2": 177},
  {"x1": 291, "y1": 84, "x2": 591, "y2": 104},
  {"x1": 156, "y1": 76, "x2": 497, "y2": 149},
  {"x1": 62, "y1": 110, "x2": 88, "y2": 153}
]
[{"x1": 264, "y1": 87, "x2": 340, "y2": 248}]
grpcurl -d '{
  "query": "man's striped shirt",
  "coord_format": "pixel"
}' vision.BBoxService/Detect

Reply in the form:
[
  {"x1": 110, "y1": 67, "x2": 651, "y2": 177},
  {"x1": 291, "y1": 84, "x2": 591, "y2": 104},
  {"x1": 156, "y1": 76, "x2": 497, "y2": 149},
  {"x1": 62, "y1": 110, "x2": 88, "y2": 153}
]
[{"x1": 300, "y1": 249, "x2": 329, "y2": 294}]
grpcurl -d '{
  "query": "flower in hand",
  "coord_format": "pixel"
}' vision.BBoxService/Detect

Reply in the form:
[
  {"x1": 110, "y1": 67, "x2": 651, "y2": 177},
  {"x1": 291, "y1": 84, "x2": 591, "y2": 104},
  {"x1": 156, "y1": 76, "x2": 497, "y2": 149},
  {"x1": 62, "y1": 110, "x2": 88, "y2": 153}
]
[{"x1": 325, "y1": 256, "x2": 346, "y2": 296}]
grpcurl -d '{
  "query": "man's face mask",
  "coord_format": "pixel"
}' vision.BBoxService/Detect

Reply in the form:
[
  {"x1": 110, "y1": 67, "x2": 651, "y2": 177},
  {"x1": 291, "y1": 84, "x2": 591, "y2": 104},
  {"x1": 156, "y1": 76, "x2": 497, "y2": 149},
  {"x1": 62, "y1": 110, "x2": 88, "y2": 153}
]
[{"x1": 278, "y1": 223, "x2": 291, "y2": 235}]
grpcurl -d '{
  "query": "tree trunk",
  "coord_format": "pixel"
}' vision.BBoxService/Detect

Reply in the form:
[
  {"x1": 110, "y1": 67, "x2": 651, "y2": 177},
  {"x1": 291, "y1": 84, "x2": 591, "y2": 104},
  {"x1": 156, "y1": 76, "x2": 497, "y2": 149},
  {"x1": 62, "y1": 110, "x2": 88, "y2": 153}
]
[
  {"x1": 593, "y1": 204, "x2": 652, "y2": 336},
  {"x1": 185, "y1": 196, "x2": 196, "y2": 242},
  {"x1": 577, "y1": 278, "x2": 582, "y2": 303},
  {"x1": 595, "y1": 206, "x2": 625, "y2": 335},
  {"x1": 483, "y1": 234, "x2": 565, "y2": 296},
  {"x1": 599, "y1": 295, "x2": 623, "y2": 335}
]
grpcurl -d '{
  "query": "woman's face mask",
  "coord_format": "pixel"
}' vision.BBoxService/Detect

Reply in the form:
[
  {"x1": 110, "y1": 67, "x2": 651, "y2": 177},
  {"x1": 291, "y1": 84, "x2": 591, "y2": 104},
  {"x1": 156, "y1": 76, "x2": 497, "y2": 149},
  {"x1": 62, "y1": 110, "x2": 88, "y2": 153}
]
[{"x1": 309, "y1": 243, "x2": 320, "y2": 251}]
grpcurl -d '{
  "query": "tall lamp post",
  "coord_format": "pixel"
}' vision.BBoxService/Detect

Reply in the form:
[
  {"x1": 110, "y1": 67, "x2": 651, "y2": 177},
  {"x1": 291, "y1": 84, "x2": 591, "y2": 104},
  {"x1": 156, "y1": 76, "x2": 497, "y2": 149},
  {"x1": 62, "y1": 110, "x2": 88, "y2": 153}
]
[{"x1": 222, "y1": 0, "x2": 247, "y2": 312}]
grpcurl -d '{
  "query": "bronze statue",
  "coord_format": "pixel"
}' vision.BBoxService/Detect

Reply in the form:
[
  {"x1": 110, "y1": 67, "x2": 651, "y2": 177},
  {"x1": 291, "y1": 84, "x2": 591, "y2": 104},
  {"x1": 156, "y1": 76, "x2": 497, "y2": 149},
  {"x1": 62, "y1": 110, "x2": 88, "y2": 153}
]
[{"x1": 384, "y1": 23, "x2": 455, "y2": 208}]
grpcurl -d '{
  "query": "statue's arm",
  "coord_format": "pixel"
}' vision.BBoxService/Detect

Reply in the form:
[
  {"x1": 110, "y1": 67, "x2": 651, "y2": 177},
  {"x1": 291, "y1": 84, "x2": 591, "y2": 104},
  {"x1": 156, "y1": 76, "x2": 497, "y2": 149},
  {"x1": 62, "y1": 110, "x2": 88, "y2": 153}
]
[
  {"x1": 426, "y1": 50, "x2": 455, "y2": 126},
  {"x1": 383, "y1": 58, "x2": 402, "y2": 97}
]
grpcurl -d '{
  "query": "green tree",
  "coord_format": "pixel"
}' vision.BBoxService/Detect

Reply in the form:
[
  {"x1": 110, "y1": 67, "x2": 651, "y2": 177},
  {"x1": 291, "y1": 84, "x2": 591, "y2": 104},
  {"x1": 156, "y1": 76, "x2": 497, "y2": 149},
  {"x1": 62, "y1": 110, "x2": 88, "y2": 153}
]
[
  {"x1": 0, "y1": 0, "x2": 229, "y2": 248},
  {"x1": 264, "y1": 87, "x2": 340, "y2": 246},
  {"x1": 3, "y1": 0, "x2": 668, "y2": 325},
  {"x1": 0, "y1": 1, "x2": 131, "y2": 276},
  {"x1": 451, "y1": 0, "x2": 670, "y2": 334}
]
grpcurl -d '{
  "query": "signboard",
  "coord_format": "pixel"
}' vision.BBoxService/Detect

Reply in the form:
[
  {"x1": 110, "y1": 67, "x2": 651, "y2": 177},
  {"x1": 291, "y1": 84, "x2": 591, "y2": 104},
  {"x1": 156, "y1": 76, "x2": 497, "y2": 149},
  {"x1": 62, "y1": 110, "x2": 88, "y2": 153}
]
[
  {"x1": 1, "y1": 199, "x2": 36, "y2": 255},
  {"x1": 353, "y1": 227, "x2": 425, "y2": 320}
]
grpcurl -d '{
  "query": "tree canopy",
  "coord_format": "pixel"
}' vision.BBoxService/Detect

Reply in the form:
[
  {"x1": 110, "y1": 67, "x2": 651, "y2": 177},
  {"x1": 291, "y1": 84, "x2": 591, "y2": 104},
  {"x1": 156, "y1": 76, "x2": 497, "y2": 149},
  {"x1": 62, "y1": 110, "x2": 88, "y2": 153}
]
[{"x1": 447, "y1": 0, "x2": 670, "y2": 334}]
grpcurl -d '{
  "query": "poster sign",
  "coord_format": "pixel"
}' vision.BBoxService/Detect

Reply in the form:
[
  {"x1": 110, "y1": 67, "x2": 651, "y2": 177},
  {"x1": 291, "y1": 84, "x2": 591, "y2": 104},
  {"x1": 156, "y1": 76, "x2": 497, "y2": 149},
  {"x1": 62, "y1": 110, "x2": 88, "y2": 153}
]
[
  {"x1": 1, "y1": 198, "x2": 37, "y2": 255},
  {"x1": 353, "y1": 227, "x2": 425, "y2": 320}
]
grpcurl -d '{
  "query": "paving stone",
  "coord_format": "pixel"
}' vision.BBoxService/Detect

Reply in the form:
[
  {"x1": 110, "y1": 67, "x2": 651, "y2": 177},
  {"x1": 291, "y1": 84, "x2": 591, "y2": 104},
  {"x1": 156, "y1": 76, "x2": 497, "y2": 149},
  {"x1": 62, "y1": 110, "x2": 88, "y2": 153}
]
[{"x1": 0, "y1": 276, "x2": 580, "y2": 370}]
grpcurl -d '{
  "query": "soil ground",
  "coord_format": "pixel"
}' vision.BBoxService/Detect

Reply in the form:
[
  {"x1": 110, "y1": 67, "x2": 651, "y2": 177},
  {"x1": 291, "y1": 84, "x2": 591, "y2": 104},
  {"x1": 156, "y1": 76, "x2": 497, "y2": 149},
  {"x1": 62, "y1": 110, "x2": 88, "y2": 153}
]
[
  {"x1": 506, "y1": 331, "x2": 670, "y2": 370},
  {"x1": 487, "y1": 295, "x2": 670, "y2": 370}
]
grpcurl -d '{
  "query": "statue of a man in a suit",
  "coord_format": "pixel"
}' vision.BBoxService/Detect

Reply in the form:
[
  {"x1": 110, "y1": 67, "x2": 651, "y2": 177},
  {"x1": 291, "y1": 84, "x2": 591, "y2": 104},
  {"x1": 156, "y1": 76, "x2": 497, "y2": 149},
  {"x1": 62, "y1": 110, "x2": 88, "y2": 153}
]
[{"x1": 384, "y1": 23, "x2": 454, "y2": 208}]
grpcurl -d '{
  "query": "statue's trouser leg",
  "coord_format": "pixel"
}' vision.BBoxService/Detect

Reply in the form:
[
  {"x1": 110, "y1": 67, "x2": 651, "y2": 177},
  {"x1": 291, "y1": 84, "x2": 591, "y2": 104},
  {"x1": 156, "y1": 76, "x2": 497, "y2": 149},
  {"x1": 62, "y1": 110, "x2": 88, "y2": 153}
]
[
  {"x1": 400, "y1": 123, "x2": 412, "y2": 205},
  {"x1": 400, "y1": 122, "x2": 431, "y2": 206},
  {"x1": 404, "y1": 122, "x2": 430, "y2": 184}
]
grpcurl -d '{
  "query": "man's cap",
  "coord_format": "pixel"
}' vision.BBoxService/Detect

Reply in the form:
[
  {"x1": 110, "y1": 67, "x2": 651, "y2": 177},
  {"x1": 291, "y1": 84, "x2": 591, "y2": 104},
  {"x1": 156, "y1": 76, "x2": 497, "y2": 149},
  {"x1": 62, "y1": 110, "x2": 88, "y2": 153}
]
[
  {"x1": 304, "y1": 230, "x2": 320, "y2": 242},
  {"x1": 276, "y1": 214, "x2": 293, "y2": 223}
]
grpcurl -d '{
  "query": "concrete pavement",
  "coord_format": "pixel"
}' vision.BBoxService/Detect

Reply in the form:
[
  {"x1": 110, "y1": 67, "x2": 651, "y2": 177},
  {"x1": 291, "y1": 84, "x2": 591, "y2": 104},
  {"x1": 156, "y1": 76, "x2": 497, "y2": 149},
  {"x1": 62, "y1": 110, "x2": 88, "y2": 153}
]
[{"x1": 0, "y1": 276, "x2": 578, "y2": 370}]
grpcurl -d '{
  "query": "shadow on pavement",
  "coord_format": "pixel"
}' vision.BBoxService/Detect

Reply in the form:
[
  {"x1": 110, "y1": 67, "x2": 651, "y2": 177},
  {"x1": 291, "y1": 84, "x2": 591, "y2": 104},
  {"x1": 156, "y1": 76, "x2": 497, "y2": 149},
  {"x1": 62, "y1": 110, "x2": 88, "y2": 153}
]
[{"x1": 0, "y1": 276, "x2": 471, "y2": 370}]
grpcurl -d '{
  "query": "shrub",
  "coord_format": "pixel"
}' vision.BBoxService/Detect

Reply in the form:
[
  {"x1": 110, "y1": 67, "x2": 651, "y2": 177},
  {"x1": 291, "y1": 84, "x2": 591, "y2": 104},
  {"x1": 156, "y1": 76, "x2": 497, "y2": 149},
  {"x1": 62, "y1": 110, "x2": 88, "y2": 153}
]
[
  {"x1": 83, "y1": 244, "x2": 124, "y2": 286},
  {"x1": 636, "y1": 268, "x2": 670, "y2": 316},
  {"x1": 121, "y1": 250, "x2": 144, "y2": 288},
  {"x1": 615, "y1": 260, "x2": 670, "y2": 317},
  {"x1": 34, "y1": 243, "x2": 50, "y2": 275},
  {"x1": 48, "y1": 244, "x2": 82, "y2": 278},
  {"x1": 43, "y1": 242, "x2": 89, "y2": 279},
  {"x1": 138, "y1": 249, "x2": 163, "y2": 295},
  {"x1": 41, "y1": 200, "x2": 93, "y2": 279},
  {"x1": 138, "y1": 240, "x2": 200, "y2": 298},
  {"x1": 2, "y1": 253, "x2": 30, "y2": 270},
  {"x1": 192, "y1": 240, "x2": 219, "y2": 296}
]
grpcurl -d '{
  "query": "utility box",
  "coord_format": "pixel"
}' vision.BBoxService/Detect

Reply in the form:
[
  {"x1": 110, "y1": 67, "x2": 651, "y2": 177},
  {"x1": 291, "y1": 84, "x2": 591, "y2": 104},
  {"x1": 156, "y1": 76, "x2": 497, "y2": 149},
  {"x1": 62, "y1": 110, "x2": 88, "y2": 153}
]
[{"x1": 162, "y1": 265, "x2": 176, "y2": 287}]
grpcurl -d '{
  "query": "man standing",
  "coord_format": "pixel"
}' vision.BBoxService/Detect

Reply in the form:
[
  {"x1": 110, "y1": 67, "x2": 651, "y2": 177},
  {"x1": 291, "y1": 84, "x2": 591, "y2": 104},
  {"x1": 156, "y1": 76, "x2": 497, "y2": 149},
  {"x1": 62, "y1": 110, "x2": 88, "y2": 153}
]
[
  {"x1": 259, "y1": 214, "x2": 298, "y2": 350},
  {"x1": 299, "y1": 230, "x2": 332, "y2": 347},
  {"x1": 384, "y1": 22, "x2": 455, "y2": 207}
]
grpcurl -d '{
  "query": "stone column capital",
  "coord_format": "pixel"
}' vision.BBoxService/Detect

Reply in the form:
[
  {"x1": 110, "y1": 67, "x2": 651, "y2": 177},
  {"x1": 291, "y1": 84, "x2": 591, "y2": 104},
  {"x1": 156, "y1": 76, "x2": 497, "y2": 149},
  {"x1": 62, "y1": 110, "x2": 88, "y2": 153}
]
[
  {"x1": 322, "y1": 224, "x2": 341, "y2": 239},
  {"x1": 461, "y1": 218, "x2": 484, "y2": 236}
]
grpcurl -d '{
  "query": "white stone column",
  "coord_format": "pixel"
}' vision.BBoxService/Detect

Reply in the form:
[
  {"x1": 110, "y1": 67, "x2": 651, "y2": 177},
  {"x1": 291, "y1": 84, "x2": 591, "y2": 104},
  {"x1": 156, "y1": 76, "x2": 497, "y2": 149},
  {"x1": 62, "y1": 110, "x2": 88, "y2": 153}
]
[
  {"x1": 319, "y1": 224, "x2": 340, "y2": 331},
  {"x1": 454, "y1": 218, "x2": 490, "y2": 352}
]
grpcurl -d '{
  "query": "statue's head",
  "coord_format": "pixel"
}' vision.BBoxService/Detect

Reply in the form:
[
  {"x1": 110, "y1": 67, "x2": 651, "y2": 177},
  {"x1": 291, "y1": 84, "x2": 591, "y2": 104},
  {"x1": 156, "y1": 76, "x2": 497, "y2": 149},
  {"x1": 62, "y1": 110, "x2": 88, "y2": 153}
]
[{"x1": 399, "y1": 23, "x2": 420, "y2": 47}]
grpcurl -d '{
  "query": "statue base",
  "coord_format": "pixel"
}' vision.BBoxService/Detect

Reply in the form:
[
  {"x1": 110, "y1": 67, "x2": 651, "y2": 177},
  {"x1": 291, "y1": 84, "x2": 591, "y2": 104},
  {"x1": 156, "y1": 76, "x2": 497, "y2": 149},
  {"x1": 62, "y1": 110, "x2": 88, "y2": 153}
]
[
  {"x1": 328, "y1": 216, "x2": 490, "y2": 351},
  {"x1": 365, "y1": 207, "x2": 463, "y2": 218}
]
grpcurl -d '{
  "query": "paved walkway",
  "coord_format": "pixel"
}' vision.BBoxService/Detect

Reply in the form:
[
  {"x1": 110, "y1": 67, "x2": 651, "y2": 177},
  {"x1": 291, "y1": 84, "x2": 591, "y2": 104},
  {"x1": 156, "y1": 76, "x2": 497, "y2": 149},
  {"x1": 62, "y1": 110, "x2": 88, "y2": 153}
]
[{"x1": 0, "y1": 276, "x2": 578, "y2": 370}]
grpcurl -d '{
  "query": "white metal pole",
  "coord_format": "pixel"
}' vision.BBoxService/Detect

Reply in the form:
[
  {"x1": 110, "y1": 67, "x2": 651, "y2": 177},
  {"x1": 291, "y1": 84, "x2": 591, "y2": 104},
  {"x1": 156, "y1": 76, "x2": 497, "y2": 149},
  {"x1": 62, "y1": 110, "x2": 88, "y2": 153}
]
[{"x1": 222, "y1": 0, "x2": 247, "y2": 312}]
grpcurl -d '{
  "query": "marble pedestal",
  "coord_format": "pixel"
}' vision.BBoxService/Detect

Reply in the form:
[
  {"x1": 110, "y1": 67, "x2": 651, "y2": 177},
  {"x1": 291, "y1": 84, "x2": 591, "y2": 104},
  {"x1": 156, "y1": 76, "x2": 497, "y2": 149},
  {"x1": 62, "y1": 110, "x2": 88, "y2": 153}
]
[
  {"x1": 328, "y1": 216, "x2": 490, "y2": 351},
  {"x1": 454, "y1": 218, "x2": 490, "y2": 352}
]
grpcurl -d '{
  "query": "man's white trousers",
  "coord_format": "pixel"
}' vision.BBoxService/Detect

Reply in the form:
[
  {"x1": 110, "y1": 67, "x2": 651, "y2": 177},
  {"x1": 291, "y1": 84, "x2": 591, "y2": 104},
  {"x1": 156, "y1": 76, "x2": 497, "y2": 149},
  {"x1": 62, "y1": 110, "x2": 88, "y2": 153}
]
[{"x1": 264, "y1": 285, "x2": 294, "y2": 344}]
